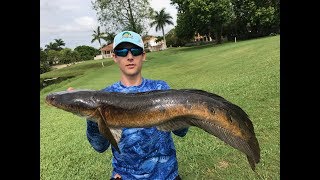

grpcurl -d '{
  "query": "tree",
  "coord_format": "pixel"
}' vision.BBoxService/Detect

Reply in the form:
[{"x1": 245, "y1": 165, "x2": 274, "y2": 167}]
[
  {"x1": 102, "y1": 32, "x2": 116, "y2": 45},
  {"x1": 92, "y1": 0, "x2": 153, "y2": 34},
  {"x1": 45, "y1": 42, "x2": 59, "y2": 51},
  {"x1": 47, "y1": 50, "x2": 61, "y2": 65},
  {"x1": 44, "y1": 39, "x2": 65, "y2": 51},
  {"x1": 54, "y1": 38, "x2": 65, "y2": 50},
  {"x1": 40, "y1": 47, "x2": 51, "y2": 74},
  {"x1": 175, "y1": 12, "x2": 195, "y2": 43},
  {"x1": 74, "y1": 45, "x2": 100, "y2": 61},
  {"x1": 150, "y1": 8, "x2": 174, "y2": 49},
  {"x1": 172, "y1": 0, "x2": 235, "y2": 44},
  {"x1": 165, "y1": 28, "x2": 188, "y2": 47},
  {"x1": 229, "y1": 0, "x2": 279, "y2": 39},
  {"x1": 40, "y1": 47, "x2": 47, "y2": 62},
  {"x1": 91, "y1": 26, "x2": 108, "y2": 66},
  {"x1": 59, "y1": 48, "x2": 80, "y2": 64}
]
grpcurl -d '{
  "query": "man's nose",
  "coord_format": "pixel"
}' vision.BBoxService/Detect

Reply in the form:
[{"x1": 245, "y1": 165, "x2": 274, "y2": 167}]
[{"x1": 127, "y1": 51, "x2": 134, "y2": 60}]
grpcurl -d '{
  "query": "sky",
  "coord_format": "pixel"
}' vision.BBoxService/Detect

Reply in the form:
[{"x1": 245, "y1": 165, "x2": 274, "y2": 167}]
[{"x1": 40, "y1": 0, "x2": 178, "y2": 50}]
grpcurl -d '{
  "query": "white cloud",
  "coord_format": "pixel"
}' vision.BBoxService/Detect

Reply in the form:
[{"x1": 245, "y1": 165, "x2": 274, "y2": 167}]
[
  {"x1": 59, "y1": 5, "x2": 81, "y2": 11},
  {"x1": 40, "y1": 0, "x2": 84, "y2": 12},
  {"x1": 74, "y1": 16, "x2": 98, "y2": 30},
  {"x1": 40, "y1": 16, "x2": 97, "y2": 38}
]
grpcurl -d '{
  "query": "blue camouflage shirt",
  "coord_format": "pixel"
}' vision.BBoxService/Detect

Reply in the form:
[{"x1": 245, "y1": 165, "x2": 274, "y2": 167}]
[{"x1": 86, "y1": 78, "x2": 189, "y2": 180}]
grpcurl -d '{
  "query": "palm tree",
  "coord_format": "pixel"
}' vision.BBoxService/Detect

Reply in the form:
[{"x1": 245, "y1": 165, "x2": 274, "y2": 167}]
[
  {"x1": 150, "y1": 8, "x2": 174, "y2": 49},
  {"x1": 54, "y1": 38, "x2": 65, "y2": 50},
  {"x1": 91, "y1": 26, "x2": 107, "y2": 66},
  {"x1": 91, "y1": 26, "x2": 107, "y2": 60},
  {"x1": 102, "y1": 32, "x2": 116, "y2": 45},
  {"x1": 45, "y1": 42, "x2": 59, "y2": 51}
]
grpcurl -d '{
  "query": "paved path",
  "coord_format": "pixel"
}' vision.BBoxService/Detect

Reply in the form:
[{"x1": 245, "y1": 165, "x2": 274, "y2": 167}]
[{"x1": 52, "y1": 61, "x2": 85, "y2": 69}]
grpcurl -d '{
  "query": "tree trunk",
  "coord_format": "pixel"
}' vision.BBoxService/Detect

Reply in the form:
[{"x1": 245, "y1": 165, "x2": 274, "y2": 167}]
[
  {"x1": 215, "y1": 25, "x2": 223, "y2": 44},
  {"x1": 162, "y1": 27, "x2": 167, "y2": 49},
  {"x1": 127, "y1": 0, "x2": 136, "y2": 32},
  {"x1": 99, "y1": 42, "x2": 104, "y2": 67}
]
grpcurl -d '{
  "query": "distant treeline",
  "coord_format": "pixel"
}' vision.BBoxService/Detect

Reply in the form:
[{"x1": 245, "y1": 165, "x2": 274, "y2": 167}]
[{"x1": 165, "y1": 0, "x2": 280, "y2": 46}]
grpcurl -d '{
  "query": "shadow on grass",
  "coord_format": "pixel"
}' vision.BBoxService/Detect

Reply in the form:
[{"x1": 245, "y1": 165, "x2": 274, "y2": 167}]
[{"x1": 40, "y1": 76, "x2": 76, "y2": 90}]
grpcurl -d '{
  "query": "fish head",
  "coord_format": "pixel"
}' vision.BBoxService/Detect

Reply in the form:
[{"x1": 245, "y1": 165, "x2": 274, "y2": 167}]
[{"x1": 45, "y1": 90, "x2": 100, "y2": 119}]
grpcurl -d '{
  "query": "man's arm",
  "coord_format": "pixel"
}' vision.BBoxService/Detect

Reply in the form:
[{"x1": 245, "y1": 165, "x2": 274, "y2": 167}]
[{"x1": 86, "y1": 120, "x2": 110, "y2": 153}]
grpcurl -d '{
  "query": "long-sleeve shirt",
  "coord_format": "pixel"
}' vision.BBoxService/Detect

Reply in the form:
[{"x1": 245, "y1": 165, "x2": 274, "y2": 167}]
[{"x1": 86, "y1": 78, "x2": 189, "y2": 180}]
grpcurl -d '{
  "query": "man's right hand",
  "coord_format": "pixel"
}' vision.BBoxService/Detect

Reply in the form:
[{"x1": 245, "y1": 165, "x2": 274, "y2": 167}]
[{"x1": 67, "y1": 87, "x2": 75, "y2": 91}]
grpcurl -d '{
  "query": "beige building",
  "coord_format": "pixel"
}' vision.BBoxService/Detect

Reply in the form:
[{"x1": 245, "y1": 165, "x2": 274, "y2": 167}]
[{"x1": 143, "y1": 36, "x2": 165, "y2": 52}]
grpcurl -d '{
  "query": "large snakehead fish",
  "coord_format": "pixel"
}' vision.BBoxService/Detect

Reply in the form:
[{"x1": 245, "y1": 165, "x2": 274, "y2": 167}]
[{"x1": 45, "y1": 89, "x2": 260, "y2": 171}]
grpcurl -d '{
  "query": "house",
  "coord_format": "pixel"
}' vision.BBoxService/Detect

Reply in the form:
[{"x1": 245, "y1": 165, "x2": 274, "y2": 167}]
[
  {"x1": 100, "y1": 43, "x2": 113, "y2": 58},
  {"x1": 143, "y1": 36, "x2": 165, "y2": 52},
  {"x1": 194, "y1": 33, "x2": 213, "y2": 42},
  {"x1": 94, "y1": 43, "x2": 113, "y2": 60}
]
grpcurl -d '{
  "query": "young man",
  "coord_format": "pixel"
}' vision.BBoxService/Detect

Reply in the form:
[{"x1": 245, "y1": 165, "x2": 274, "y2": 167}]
[{"x1": 86, "y1": 31, "x2": 189, "y2": 180}]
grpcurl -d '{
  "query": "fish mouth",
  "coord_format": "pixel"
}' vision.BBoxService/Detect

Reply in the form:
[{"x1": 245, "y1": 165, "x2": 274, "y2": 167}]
[
  {"x1": 45, "y1": 94, "x2": 57, "y2": 106},
  {"x1": 45, "y1": 93, "x2": 72, "y2": 112},
  {"x1": 45, "y1": 93, "x2": 64, "y2": 109}
]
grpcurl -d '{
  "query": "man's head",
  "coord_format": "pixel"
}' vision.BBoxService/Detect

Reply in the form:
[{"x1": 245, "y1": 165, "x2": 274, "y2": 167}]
[{"x1": 112, "y1": 31, "x2": 146, "y2": 78}]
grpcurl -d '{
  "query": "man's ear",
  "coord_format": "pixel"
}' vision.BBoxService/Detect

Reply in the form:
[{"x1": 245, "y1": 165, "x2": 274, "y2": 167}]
[
  {"x1": 142, "y1": 52, "x2": 147, "y2": 61},
  {"x1": 112, "y1": 53, "x2": 118, "y2": 63}
]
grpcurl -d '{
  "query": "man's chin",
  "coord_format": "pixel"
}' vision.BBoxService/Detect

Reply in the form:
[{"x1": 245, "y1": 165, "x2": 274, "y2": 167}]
[{"x1": 123, "y1": 71, "x2": 139, "y2": 77}]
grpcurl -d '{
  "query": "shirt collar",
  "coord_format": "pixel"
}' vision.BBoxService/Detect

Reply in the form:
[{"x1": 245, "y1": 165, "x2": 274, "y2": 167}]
[{"x1": 118, "y1": 77, "x2": 146, "y2": 89}]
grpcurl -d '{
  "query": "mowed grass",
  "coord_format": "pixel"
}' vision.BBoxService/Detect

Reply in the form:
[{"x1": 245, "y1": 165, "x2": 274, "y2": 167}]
[{"x1": 40, "y1": 35, "x2": 280, "y2": 180}]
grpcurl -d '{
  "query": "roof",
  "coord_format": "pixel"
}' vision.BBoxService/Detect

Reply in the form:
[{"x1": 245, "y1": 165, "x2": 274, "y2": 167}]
[
  {"x1": 143, "y1": 35, "x2": 157, "y2": 44},
  {"x1": 100, "y1": 43, "x2": 113, "y2": 51}
]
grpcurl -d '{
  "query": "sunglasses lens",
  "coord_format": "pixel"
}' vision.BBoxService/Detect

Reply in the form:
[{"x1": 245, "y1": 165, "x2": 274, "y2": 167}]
[
  {"x1": 114, "y1": 48, "x2": 143, "y2": 57},
  {"x1": 114, "y1": 49, "x2": 129, "y2": 57},
  {"x1": 130, "y1": 48, "x2": 143, "y2": 56}
]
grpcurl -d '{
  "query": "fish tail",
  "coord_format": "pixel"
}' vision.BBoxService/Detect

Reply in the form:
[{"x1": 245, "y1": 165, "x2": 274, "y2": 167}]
[
  {"x1": 247, "y1": 155, "x2": 256, "y2": 171},
  {"x1": 247, "y1": 136, "x2": 261, "y2": 171}
]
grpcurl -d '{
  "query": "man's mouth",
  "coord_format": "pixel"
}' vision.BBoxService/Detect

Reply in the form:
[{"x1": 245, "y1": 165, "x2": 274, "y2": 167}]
[{"x1": 126, "y1": 64, "x2": 135, "y2": 68}]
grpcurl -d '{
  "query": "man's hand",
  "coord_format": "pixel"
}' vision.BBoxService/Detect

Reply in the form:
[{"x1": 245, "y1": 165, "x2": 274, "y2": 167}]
[{"x1": 67, "y1": 87, "x2": 75, "y2": 91}]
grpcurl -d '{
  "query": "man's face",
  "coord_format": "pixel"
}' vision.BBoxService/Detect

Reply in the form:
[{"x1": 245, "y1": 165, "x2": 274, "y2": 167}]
[{"x1": 112, "y1": 42, "x2": 146, "y2": 77}]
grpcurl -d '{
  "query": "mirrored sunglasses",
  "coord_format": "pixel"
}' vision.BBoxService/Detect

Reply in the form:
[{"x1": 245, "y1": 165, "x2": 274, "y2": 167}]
[{"x1": 114, "y1": 47, "x2": 144, "y2": 57}]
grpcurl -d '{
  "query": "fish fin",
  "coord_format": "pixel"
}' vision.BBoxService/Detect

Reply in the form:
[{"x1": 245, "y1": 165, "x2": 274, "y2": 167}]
[
  {"x1": 157, "y1": 116, "x2": 260, "y2": 171},
  {"x1": 109, "y1": 128, "x2": 122, "y2": 144},
  {"x1": 180, "y1": 89, "x2": 227, "y2": 101},
  {"x1": 97, "y1": 107, "x2": 121, "y2": 153},
  {"x1": 156, "y1": 117, "x2": 191, "y2": 131}
]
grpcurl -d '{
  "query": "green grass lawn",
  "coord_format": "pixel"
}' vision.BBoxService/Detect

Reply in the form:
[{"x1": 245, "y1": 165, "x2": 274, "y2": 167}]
[{"x1": 40, "y1": 35, "x2": 280, "y2": 180}]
